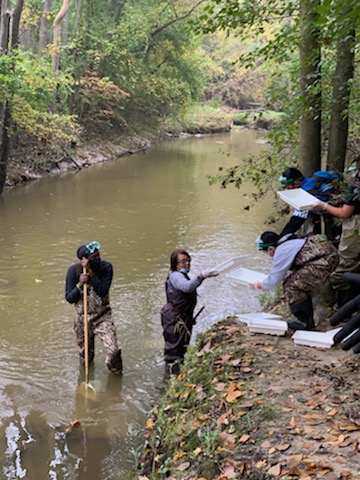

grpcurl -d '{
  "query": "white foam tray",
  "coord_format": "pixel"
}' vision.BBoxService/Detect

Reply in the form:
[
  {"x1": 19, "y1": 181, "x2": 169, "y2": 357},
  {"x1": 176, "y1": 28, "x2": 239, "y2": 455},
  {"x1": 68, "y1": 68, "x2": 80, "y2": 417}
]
[
  {"x1": 292, "y1": 328, "x2": 342, "y2": 348},
  {"x1": 237, "y1": 312, "x2": 282, "y2": 324},
  {"x1": 277, "y1": 188, "x2": 318, "y2": 211},
  {"x1": 226, "y1": 267, "x2": 267, "y2": 285},
  {"x1": 213, "y1": 256, "x2": 245, "y2": 274},
  {"x1": 247, "y1": 318, "x2": 288, "y2": 336},
  {"x1": 237, "y1": 313, "x2": 287, "y2": 336}
]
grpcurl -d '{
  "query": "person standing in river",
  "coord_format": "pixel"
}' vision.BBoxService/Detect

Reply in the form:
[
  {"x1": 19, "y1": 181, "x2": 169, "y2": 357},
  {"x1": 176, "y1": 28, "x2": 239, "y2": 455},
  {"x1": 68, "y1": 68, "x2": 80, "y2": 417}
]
[
  {"x1": 65, "y1": 241, "x2": 123, "y2": 375},
  {"x1": 161, "y1": 249, "x2": 218, "y2": 375}
]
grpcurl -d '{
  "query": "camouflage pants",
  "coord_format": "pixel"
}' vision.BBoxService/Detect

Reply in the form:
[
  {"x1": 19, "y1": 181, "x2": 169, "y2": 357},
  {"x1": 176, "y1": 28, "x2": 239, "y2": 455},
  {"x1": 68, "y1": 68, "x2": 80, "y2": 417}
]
[
  {"x1": 283, "y1": 236, "x2": 339, "y2": 304},
  {"x1": 330, "y1": 215, "x2": 360, "y2": 291},
  {"x1": 74, "y1": 310, "x2": 122, "y2": 375}
]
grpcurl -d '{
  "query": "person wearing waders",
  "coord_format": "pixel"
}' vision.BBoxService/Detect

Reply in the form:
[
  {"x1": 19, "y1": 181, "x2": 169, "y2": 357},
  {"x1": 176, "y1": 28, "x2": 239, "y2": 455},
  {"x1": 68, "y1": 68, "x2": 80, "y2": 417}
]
[
  {"x1": 252, "y1": 232, "x2": 339, "y2": 331},
  {"x1": 278, "y1": 167, "x2": 342, "y2": 241},
  {"x1": 312, "y1": 157, "x2": 360, "y2": 307},
  {"x1": 65, "y1": 241, "x2": 122, "y2": 375},
  {"x1": 161, "y1": 249, "x2": 218, "y2": 375}
]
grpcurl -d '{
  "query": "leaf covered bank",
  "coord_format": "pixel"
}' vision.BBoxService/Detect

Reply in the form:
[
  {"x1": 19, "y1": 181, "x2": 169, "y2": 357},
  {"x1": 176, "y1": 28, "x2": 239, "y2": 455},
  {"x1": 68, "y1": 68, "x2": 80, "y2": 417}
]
[{"x1": 135, "y1": 318, "x2": 360, "y2": 480}]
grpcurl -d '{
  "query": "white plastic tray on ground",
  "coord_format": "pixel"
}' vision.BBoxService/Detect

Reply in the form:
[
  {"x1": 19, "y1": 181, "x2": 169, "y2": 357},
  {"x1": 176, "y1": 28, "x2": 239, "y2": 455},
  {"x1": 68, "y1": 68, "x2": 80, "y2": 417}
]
[
  {"x1": 237, "y1": 312, "x2": 282, "y2": 324},
  {"x1": 292, "y1": 328, "x2": 342, "y2": 348},
  {"x1": 212, "y1": 256, "x2": 246, "y2": 274},
  {"x1": 226, "y1": 267, "x2": 267, "y2": 285},
  {"x1": 247, "y1": 318, "x2": 288, "y2": 336},
  {"x1": 277, "y1": 188, "x2": 318, "y2": 211}
]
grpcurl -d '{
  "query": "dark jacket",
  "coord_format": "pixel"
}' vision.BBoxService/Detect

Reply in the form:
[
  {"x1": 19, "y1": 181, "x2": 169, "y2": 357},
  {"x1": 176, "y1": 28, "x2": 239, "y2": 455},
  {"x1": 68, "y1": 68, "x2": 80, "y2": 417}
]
[{"x1": 65, "y1": 260, "x2": 113, "y2": 304}]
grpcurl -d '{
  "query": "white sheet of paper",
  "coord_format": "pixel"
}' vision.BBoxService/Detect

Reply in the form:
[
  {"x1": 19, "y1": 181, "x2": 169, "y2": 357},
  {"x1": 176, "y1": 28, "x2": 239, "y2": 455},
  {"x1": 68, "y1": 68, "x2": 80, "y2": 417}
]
[
  {"x1": 226, "y1": 267, "x2": 267, "y2": 285},
  {"x1": 277, "y1": 188, "x2": 318, "y2": 211}
]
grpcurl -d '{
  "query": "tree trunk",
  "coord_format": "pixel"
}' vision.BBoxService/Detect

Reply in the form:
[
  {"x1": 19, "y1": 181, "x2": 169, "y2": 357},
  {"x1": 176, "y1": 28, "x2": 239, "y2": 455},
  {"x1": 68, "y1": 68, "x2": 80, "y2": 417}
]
[
  {"x1": 72, "y1": 0, "x2": 82, "y2": 38},
  {"x1": 0, "y1": 0, "x2": 25, "y2": 194},
  {"x1": 39, "y1": 0, "x2": 52, "y2": 53},
  {"x1": 11, "y1": 0, "x2": 24, "y2": 48},
  {"x1": 112, "y1": 0, "x2": 125, "y2": 23},
  {"x1": 61, "y1": 6, "x2": 69, "y2": 47},
  {"x1": 0, "y1": 0, "x2": 10, "y2": 54},
  {"x1": 52, "y1": 0, "x2": 70, "y2": 72},
  {"x1": 0, "y1": 0, "x2": 10, "y2": 194},
  {"x1": 0, "y1": 102, "x2": 10, "y2": 194},
  {"x1": 327, "y1": 24, "x2": 355, "y2": 173},
  {"x1": 298, "y1": 0, "x2": 321, "y2": 176}
]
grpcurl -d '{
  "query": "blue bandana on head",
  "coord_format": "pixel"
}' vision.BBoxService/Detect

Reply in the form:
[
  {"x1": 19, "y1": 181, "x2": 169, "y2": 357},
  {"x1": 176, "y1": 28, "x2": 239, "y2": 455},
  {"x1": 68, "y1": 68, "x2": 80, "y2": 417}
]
[{"x1": 77, "y1": 241, "x2": 101, "y2": 259}]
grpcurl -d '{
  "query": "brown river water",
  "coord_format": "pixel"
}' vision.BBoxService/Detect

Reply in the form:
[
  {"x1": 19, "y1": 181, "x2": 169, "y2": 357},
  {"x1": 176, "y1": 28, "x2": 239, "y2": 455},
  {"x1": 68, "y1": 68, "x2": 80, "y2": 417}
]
[{"x1": 0, "y1": 129, "x2": 280, "y2": 479}]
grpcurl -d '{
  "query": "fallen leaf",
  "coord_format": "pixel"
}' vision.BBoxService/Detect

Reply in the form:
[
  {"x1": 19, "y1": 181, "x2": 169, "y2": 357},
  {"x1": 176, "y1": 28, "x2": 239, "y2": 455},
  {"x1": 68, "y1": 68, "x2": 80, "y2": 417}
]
[
  {"x1": 239, "y1": 434, "x2": 250, "y2": 443},
  {"x1": 241, "y1": 367, "x2": 252, "y2": 373},
  {"x1": 216, "y1": 409, "x2": 232, "y2": 427},
  {"x1": 215, "y1": 354, "x2": 233, "y2": 365},
  {"x1": 218, "y1": 432, "x2": 236, "y2": 449},
  {"x1": 214, "y1": 382, "x2": 227, "y2": 392},
  {"x1": 173, "y1": 450, "x2": 186, "y2": 462},
  {"x1": 286, "y1": 454, "x2": 303, "y2": 467},
  {"x1": 146, "y1": 419, "x2": 155, "y2": 429},
  {"x1": 268, "y1": 463, "x2": 281, "y2": 476},
  {"x1": 290, "y1": 416, "x2": 298, "y2": 428},
  {"x1": 261, "y1": 347, "x2": 274, "y2": 353},
  {"x1": 176, "y1": 462, "x2": 190, "y2": 471},
  {"x1": 277, "y1": 444, "x2": 291, "y2": 451},
  {"x1": 339, "y1": 421, "x2": 360, "y2": 432},
  {"x1": 226, "y1": 390, "x2": 242, "y2": 403},
  {"x1": 65, "y1": 419, "x2": 81, "y2": 433}
]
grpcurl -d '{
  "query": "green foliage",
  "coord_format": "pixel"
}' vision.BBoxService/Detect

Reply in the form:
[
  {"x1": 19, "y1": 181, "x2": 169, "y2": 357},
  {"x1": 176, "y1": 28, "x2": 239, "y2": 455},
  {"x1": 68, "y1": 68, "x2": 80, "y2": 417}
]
[
  {"x1": 65, "y1": 0, "x2": 205, "y2": 127},
  {"x1": 12, "y1": 95, "x2": 78, "y2": 143},
  {"x1": 0, "y1": 49, "x2": 76, "y2": 144}
]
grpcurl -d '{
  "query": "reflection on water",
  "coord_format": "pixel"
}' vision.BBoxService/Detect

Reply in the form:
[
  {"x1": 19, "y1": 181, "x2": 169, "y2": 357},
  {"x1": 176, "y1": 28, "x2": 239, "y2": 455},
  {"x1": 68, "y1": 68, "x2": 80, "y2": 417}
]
[{"x1": 0, "y1": 130, "x2": 281, "y2": 479}]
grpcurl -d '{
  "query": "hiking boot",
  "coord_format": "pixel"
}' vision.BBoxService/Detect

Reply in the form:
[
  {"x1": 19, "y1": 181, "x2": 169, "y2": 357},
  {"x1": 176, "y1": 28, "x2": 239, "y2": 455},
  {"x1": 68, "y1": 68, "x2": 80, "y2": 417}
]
[
  {"x1": 165, "y1": 362, "x2": 180, "y2": 376},
  {"x1": 287, "y1": 319, "x2": 313, "y2": 330},
  {"x1": 289, "y1": 298, "x2": 315, "y2": 330}
]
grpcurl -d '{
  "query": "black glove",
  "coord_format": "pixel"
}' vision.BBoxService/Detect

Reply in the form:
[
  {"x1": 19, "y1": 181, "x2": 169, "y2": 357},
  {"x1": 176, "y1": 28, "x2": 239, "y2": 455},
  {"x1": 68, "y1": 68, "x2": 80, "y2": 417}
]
[
  {"x1": 331, "y1": 293, "x2": 360, "y2": 353},
  {"x1": 330, "y1": 293, "x2": 360, "y2": 326},
  {"x1": 333, "y1": 313, "x2": 360, "y2": 353}
]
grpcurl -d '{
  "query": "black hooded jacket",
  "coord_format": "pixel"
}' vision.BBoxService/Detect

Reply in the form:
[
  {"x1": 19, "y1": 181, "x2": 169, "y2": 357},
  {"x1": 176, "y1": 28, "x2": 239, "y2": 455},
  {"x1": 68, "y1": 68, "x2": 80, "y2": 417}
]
[{"x1": 65, "y1": 259, "x2": 113, "y2": 304}]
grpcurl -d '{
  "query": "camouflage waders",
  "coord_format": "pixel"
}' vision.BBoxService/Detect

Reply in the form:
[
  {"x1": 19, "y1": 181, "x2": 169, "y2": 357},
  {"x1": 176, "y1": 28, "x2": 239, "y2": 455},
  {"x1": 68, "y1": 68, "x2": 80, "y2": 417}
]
[
  {"x1": 330, "y1": 215, "x2": 360, "y2": 291},
  {"x1": 74, "y1": 284, "x2": 122, "y2": 375},
  {"x1": 283, "y1": 234, "x2": 339, "y2": 305}
]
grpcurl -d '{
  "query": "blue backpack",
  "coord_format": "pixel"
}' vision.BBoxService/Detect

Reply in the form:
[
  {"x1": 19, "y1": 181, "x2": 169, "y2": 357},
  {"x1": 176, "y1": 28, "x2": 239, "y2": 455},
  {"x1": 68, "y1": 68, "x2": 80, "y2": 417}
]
[{"x1": 302, "y1": 171, "x2": 342, "y2": 202}]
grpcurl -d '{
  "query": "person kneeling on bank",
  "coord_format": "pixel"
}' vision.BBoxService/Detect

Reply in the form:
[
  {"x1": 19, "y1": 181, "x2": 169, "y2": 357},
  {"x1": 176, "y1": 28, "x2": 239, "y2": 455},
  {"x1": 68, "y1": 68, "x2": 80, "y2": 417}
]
[{"x1": 253, "y1": 232, "x2": 339, "y2": 331}]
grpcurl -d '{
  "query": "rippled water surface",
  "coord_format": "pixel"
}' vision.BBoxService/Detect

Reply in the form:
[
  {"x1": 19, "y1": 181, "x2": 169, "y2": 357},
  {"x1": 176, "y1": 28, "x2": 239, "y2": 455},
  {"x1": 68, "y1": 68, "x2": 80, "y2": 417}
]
[{"x1": 0, "y1": 130, "x2": 280, "y2": 479}]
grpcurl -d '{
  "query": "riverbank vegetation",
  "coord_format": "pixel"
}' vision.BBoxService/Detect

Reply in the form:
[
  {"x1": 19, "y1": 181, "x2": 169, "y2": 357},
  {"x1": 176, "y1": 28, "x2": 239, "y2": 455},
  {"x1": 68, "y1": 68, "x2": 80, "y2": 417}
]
[
  {"x1": 195, "y1": 0, "x2": 360, "y2": 194},
  {"x1": 3, "y1": 1, "x2": 359, "y2": 195}
]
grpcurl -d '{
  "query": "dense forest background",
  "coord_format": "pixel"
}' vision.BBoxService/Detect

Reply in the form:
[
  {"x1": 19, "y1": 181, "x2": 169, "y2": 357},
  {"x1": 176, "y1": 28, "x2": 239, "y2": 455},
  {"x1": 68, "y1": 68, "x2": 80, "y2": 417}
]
[{"x1": 0, "y1": 0, "x2": 359, "y2": 194}]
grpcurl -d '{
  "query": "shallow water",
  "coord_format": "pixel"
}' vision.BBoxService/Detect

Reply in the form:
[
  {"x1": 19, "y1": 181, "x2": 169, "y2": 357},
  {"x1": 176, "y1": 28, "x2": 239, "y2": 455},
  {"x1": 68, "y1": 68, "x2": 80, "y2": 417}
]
[{"x1": 0, "y1": 129, "x2": 281, "y2": 479}]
